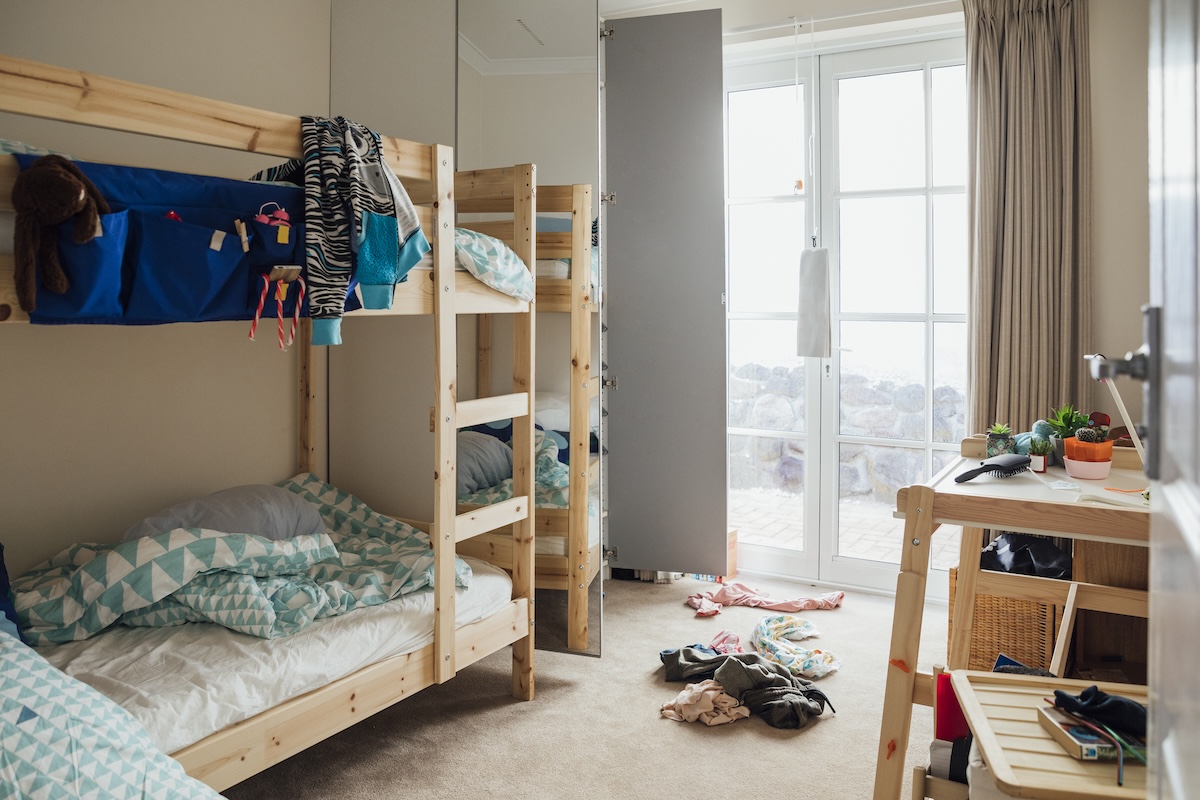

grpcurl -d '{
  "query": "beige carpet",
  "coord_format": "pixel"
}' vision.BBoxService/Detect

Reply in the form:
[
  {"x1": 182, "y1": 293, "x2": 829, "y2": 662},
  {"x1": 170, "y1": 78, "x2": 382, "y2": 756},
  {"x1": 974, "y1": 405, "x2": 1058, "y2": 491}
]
[{"x1": 223, "y1": 573, "x2": 948, "y2": 800}]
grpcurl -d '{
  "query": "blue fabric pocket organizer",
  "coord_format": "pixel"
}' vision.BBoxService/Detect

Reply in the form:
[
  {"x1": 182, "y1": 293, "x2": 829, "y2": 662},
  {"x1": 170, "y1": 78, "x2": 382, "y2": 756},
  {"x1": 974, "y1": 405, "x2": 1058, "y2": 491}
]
[
  {"x1": 125, "y1": 212, "x2": 250, "y2": 324},
  {"x1": 31, "y1": 210, "x2": 129, "y2": 324},
  {"x1": 15, "y1": 154, "x2": 305, "y2": 326}
]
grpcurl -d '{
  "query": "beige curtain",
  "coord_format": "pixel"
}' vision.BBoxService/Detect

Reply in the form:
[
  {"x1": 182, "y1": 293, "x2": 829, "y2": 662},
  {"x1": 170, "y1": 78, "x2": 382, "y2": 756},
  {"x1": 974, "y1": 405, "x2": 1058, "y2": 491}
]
[{"x1": 964, "y1": 0, "x2": 1093, "y2": 434}]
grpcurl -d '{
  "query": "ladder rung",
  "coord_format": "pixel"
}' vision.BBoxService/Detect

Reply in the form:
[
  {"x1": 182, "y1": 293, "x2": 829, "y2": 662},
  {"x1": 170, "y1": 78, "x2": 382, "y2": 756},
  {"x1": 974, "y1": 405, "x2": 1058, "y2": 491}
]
[
  {"x1": 458, "y1": 393, "x2": 529, "y2": 429},
  {"x1": 455, "y1": 496, "x2": 531, "y2": 541}
]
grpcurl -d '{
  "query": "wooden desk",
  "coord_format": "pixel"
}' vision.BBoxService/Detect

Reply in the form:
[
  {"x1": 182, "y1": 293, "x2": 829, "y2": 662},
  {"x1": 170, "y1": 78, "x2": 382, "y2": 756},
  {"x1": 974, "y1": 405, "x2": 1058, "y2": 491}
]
[
  {"x1": 872, "y1": 441, "x2": 1148, "y2": 800},
  {"x1": 950, "y1": 670, "x2": 1147, "y2": 799}
]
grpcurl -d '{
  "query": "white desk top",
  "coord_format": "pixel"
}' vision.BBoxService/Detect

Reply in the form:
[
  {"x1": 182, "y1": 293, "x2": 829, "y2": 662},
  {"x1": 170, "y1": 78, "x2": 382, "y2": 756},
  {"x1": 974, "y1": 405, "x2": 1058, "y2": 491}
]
[{"x1": 896, "y1": 454, "x2": 1149, "y2": 544}]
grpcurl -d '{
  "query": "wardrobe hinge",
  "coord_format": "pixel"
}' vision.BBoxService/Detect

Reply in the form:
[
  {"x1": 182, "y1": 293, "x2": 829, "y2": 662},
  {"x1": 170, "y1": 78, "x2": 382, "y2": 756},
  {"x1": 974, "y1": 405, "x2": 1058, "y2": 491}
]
[
  {"x1": 604, "y1": 546, "x2": 619, "y2": 559},
  {"x1": 600, "y1": 27, "x2": 615, "y2": 40},
  {"x1": 603, "y1": 376, "x2": 618, "y2": 391},
  {"x1": 601, "y1": 192, "x2": 616, "y2": 205}
]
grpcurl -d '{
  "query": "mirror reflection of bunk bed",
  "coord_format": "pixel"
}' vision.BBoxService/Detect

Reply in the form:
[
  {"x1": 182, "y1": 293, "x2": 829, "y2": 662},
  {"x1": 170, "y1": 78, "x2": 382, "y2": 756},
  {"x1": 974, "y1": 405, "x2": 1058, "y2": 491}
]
[
  {"x1": 0, "y1": 53, "x2": 537, "y2": 792},
  {"x1": 461, "y1": 182, "x2": 601, "y2": 652}
]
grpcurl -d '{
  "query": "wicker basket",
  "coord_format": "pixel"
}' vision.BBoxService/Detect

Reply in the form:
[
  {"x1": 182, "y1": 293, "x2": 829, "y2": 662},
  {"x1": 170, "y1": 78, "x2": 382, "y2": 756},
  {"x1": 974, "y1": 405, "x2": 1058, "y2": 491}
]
[{"x1": 947, "y1": 567, "x2": 1062, "y2": 671}]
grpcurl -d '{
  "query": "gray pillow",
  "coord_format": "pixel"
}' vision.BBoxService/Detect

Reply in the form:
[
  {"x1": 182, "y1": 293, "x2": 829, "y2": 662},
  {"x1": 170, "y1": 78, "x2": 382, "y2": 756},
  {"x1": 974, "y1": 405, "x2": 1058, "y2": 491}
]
[
  {"x1": 122, "y1": 484, "x2": 325, "y2": 541},
  {"x1": 458, "y1": 431, "x2": 513, "y2": 496}
]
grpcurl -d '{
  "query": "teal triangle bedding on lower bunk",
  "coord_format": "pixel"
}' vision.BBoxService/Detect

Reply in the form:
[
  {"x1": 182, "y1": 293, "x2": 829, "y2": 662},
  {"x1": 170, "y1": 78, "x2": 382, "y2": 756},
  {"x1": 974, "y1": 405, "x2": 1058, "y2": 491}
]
[
  {"x1": 0, "y1": 629, "x2": 221, "y2": 799},
  {"x1": 10, "y1": 474, "x2": 471, "y2": 645}
]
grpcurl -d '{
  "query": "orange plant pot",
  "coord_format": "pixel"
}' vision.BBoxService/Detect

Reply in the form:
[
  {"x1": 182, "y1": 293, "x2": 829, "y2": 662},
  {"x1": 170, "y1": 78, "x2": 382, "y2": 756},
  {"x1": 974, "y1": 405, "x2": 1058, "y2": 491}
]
[{"x1": 1063, "y1": 437, "x2": 1114, "y2": 463}]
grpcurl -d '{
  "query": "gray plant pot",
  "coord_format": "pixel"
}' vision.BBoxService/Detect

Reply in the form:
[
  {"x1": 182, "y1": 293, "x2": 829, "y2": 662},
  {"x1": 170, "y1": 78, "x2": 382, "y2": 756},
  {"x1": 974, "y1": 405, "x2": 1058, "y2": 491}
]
[{"x1": 1050, "y1": 435, "x2": 1066, "y2": 466}]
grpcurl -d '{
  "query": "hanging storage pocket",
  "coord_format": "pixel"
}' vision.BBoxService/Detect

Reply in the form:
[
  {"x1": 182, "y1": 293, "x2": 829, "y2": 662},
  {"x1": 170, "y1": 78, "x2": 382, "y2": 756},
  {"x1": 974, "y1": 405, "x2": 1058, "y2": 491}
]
[
  {"x1": 31, "y1": 210, "x2": 130, "y2": 324},
  {"x1": 125, "y1": 212, "x2": 250, "y2": 323},
  {"x1": 242, "y1": 216, "x2": 306, "y2": 318}
]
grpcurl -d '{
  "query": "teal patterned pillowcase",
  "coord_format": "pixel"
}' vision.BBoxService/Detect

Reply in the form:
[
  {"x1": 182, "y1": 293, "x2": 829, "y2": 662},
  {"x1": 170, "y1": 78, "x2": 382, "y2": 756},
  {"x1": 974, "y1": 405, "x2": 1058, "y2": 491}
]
[{"x1": 454, "y1": 227, "x2": 535, "y2": 301}]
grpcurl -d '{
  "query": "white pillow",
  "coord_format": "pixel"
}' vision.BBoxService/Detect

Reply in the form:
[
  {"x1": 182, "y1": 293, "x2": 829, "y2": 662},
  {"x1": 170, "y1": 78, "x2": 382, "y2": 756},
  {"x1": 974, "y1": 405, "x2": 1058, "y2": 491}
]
[
  {"x1": 454, "y1": 227, "x2": 535, "y2": 301},
  {"x1": 122, "y1": 484, "x2": 325, "y2": 541}
]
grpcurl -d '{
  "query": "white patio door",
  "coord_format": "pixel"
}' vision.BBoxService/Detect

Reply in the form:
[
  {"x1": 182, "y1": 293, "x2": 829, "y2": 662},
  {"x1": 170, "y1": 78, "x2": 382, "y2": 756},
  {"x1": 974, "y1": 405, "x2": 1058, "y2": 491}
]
[{"x1": 727, "y1": 36, "x2": 968, "y2": 594}]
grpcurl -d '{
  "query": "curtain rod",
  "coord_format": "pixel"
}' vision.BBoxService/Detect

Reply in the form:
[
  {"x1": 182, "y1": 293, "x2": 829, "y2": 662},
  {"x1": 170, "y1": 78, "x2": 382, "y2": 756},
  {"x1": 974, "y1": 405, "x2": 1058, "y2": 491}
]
[{"x1": 723, "y1": 0, "x2": 962, "y2": 38}]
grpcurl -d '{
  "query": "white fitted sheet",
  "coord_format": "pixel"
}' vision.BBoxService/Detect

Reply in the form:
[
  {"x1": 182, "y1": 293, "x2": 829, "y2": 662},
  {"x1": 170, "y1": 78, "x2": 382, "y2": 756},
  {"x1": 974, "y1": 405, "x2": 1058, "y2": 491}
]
[{"x1": 38, "y1": 557, "x2": 513, "y2": 754}]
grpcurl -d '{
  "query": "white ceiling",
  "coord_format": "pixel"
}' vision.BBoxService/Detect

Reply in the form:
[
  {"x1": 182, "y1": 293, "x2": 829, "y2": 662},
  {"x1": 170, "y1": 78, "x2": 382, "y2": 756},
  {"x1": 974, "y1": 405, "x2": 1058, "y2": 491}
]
[{"x1": 459, "y1": 0, "x2": 962, "y2": 71}]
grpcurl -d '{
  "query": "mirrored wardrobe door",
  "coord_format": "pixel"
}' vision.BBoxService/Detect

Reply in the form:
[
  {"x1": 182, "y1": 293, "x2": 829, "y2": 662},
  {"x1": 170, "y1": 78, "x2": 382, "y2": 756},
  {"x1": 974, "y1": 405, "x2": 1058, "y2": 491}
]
[{"x1": 457, "y1": 0, "x2": 603, "y2": 655}]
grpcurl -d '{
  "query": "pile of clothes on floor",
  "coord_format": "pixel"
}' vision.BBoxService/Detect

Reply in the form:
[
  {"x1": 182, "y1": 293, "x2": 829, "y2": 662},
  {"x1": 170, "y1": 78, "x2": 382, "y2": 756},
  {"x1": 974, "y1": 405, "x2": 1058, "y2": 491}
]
[{"x1": 659, "y1": 582, "x2": 844, "y2": 729}]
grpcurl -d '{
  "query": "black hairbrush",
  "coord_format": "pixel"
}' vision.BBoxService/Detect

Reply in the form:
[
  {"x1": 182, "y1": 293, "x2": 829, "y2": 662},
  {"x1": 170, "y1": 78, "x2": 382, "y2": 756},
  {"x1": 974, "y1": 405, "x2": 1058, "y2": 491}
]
[{"x1": 954, "y1": 453, "x2": 1031, "y2": 483}]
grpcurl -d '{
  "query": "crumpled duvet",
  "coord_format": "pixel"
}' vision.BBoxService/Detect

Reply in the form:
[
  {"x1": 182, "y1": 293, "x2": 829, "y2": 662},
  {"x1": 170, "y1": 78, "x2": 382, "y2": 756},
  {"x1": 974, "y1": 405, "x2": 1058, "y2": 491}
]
[{"x1": 12, "y1": 473, "x2": 471, "y2": 645}]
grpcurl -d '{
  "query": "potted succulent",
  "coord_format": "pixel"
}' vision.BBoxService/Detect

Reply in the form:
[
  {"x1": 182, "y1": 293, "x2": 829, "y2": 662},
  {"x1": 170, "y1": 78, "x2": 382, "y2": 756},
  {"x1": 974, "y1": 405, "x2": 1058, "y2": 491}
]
[
  {"x1": 1027, "y1": 436, "x2": 1053, "y2": 473},
  {"x1": 1063, "y1": 423, "x2": 1115, "y2": 478},
  {"x1": 1045, "y1": 403, "x2": 1090, "y2": 464},
  {"x1": 986, "y1": 421, "x2": 1017, "y2": 457}
]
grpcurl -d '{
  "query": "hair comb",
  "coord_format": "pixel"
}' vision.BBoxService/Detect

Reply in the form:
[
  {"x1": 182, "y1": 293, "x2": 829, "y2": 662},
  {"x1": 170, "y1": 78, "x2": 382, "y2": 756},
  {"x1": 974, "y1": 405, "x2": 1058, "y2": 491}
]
[{"x1": 954, "y1": 453, "x2": 1031, "y2": 483}]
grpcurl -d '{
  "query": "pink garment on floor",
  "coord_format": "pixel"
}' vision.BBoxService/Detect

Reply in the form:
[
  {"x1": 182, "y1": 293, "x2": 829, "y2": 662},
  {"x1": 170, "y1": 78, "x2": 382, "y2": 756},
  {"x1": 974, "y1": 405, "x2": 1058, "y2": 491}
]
[
  {"x1": 660, "y1": 679, "x2": 750, "y2": 726},
  {"x1": 686, "y1": 581, "x2": 845, "y2": 617},
  {"x1": 709, "y1": 630, "x2": 744, "y2": 653}
]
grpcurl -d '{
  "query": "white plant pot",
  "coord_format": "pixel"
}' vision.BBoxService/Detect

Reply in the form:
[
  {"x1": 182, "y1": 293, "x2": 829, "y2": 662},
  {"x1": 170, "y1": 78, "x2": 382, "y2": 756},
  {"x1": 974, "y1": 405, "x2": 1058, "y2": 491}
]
[{"x1": 1029, "y1": 454, "x2": 1047, "y2": 473}]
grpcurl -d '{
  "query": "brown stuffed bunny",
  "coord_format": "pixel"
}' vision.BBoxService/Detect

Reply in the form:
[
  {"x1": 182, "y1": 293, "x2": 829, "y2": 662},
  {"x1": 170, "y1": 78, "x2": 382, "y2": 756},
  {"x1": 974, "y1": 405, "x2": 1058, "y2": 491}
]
[{"x1": 11, "y1": 154, "x2": 111, "y2": 313}]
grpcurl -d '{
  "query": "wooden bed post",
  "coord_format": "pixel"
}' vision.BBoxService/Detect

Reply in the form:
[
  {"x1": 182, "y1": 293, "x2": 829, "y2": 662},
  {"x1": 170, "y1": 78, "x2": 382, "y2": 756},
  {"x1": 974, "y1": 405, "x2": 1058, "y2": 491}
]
[
  {"x1": 431, "y1": 144, "x2": 458, "y2": 685},
  {"x1": 567, "y1": 184, "x2": 593, "y2": 651},
  {"x1": 510, "y1": 163, "x2": 537, "y2": 700},
  {"x1": 476, "y1": 314, "x2": 494, "y2": 397},
  {"x1": 297, "y1": 318, "x2": 317, "y2": 475}
]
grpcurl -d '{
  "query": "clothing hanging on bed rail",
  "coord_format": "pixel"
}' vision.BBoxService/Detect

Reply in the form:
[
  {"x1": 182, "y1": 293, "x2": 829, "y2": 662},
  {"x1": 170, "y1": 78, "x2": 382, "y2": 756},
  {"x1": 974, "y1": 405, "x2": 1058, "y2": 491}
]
[{"x1": 251, "y1": 116, "x2": 429, "y2": 345}]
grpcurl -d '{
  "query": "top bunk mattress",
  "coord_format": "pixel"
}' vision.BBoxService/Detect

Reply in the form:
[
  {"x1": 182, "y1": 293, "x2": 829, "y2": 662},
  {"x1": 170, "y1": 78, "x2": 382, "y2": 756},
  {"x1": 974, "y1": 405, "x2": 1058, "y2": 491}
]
[{"x1": 38, "y1": 556, "x2": 512, "y2": 755}]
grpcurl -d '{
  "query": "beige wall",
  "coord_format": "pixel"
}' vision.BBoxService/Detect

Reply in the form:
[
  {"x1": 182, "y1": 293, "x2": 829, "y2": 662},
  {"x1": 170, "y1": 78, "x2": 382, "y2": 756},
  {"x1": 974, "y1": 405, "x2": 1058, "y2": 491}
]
[
  {"x1": 1087, "y1": 0, "x2": 1151, "y2": 426},
  {"x1": 460, "y1": 71, "x2": 599, "y2": 187}
]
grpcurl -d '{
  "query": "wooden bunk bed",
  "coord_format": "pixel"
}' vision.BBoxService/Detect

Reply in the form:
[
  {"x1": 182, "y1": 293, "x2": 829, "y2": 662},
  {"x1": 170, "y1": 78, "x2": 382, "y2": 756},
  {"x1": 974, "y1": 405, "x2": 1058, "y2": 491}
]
[
  {"x1": 459, "y1": 183, "x2": 601, "y2": 651},
  {"x1": 0, "y1": 54, "x2": 536, "y2": 791}
]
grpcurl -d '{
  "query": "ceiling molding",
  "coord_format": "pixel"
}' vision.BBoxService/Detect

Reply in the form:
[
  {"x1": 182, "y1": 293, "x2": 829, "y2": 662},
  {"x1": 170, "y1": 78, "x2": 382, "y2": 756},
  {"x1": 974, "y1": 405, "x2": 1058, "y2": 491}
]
[{"x1": 458, "y1": 32, "x2": 595, "y2": 76}]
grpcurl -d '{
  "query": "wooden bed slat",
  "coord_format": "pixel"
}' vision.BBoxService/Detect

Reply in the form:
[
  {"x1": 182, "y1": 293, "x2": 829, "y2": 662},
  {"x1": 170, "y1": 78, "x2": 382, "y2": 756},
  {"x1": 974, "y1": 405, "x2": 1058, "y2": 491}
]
[{"x1": 536, "y1": 184, "x2": 576, "y2": 213}]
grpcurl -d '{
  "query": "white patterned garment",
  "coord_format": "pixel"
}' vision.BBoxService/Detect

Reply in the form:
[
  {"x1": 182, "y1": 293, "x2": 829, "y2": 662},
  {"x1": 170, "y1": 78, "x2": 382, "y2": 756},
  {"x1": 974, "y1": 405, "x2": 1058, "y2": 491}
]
[
  {"x1": 0, "y1": 630, "x2": 221, "y2": 799},
  {"x1": 751, "y1": 614, "x2": 841, "y2": 679}
]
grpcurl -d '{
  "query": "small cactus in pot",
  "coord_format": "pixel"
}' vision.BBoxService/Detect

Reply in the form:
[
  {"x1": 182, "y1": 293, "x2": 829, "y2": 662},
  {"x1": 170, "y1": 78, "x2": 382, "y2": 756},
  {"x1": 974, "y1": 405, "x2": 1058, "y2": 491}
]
[
  {"x1": 1027, "y1": 436, "x2": 1053, "y2": 472},
  {"x1": 986, "y1": 421, "x2": 1017, "y2": 457}
]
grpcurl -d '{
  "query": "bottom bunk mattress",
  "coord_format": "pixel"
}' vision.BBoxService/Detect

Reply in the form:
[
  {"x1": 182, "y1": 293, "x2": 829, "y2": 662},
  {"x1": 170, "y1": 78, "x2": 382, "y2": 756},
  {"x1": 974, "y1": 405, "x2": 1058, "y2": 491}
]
[{"x1": 37, "y1": 556, "x2": 512, "y2": 755}]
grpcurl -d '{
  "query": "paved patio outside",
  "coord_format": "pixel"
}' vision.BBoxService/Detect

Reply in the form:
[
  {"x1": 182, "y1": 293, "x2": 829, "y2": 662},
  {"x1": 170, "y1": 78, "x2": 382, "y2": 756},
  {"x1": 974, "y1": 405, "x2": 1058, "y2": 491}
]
[{"x1": 730, "y1": 488, "x2": 961, "y2": 572}]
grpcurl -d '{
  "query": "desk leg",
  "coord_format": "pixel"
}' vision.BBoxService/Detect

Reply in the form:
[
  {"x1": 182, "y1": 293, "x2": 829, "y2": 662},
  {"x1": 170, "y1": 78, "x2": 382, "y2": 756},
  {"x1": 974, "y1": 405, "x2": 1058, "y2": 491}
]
[
  {"x1": 873, "y1": 485, "x2": 937, "y2": 800},
  {"x1": 948, "y1": 526, "x2": 985, "y2": 669}
]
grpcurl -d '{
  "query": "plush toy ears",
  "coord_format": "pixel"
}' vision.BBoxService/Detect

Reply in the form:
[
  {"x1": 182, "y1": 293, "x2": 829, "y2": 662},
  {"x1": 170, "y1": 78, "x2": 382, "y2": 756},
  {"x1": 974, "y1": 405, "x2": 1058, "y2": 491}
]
[{"x1": 48, "y1": 155, "x2": 111, "y2": 217}]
